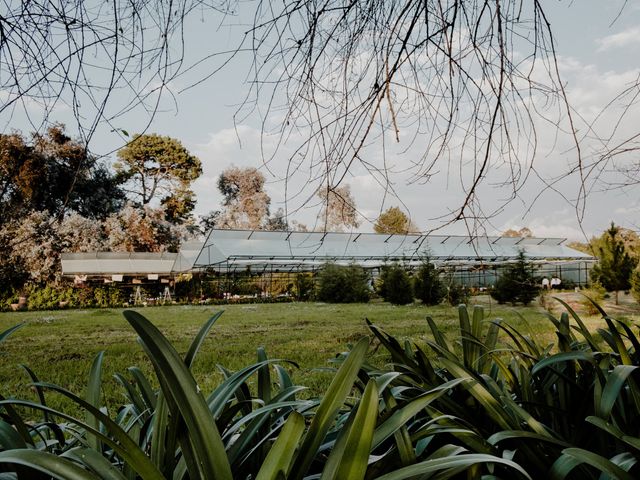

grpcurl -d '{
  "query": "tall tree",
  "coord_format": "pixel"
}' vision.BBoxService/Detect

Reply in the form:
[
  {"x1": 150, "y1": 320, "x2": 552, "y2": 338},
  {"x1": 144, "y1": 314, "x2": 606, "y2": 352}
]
[
  {"x1": 115, "y1": 134, "x2": 201, "y2": 223},
  {"x1": 591, "y1": 223, "x2": 638, "y2": 304},
  {"x1": 317, "y1": 185, "x2": 359, "y2": 232},
  {"x1": 217, "y1": 166, "x2": 271, "y2": 229},
  {"x1": 374, "y1": 207, "x2": 419, "y2": 234}
]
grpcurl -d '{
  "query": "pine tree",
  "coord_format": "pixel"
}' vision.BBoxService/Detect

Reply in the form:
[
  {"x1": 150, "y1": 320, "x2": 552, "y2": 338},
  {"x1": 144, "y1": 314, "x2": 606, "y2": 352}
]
[
  {"x1": 591, "y1": 223, "x2": 637, "y2": 305},
  {"x1": 491, "y1": 251, "x2": 539, "y2": 305}
]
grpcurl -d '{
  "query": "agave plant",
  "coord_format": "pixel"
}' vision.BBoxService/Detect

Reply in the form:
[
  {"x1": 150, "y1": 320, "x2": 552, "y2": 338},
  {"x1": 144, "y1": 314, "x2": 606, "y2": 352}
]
[
  {"x1": 365, "y1": 300, "x2": 640, "y2": 479},
  {"x1": 0, "y1": 310, "x2": 532, "y2": 479}
]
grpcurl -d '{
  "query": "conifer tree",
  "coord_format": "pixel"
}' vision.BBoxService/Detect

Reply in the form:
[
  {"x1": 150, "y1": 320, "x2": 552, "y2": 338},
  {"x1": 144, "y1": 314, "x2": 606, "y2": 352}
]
[{"x1": 591, "y1": 223, "x2": 637, "y2": 305}]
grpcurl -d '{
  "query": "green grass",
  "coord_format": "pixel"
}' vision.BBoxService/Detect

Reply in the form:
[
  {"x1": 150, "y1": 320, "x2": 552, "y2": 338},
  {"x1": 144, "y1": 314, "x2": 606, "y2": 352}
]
[{"x1": 0, "y1": 295, "x2": 620, "y2": 416}]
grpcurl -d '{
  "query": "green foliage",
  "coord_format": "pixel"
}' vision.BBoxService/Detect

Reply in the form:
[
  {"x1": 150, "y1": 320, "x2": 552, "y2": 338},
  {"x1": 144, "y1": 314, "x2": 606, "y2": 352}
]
[
  {"x1": 413, "y1": 259, "x2": 445, "y2": 305},
  {"x1": 316, "y1": 263, "x2": 371, "y2": 303},
  {"x1": 591, "y1": 223, "x2": 638, "y2": 303},
  {"x1": 115, "y1": 133, "x2": 202, "y2": 223},
  {"x1": 490, "y1": 251, "x2": 540, "y2": 305},
  {"x1": 295, "y1": 273, "x2": 315, "y2": 301},
  {"x1": 444, "y1": 277, "x2": 469, "y2": 306},
  {"x1": 373, "y1": 206, "x2": 417, "y2": 234},
  {"x1": 4, "y1": 301, "x2": 640, "y2": 478},
  {"x1": 632, "y1": 269, "x2": 640, "y2": 303},
  {"x1": 378, "y1": 264, "x2": 414, "y2": 305}
]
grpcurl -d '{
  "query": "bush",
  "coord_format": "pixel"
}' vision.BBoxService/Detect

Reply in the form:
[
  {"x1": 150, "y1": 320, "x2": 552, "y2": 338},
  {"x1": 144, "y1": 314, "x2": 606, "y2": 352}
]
[
  {"x1": 580, "y1": 282, "x2": 607, "y2": 314},
  {"x1": 490, "y1": 251, "x2": 539, "y2": 305},
  {"x1": 413, "y1": 259, "x2": 445, "y2": 305},
  {"x1": 444, "y1": 278, "x2": 469, "y2": 306},
  {"x1": 316, "y1": 263, "x2": 371, "y2": 303},
  {"x1": 378, "y1": 264, "x2": 414, "y2": 305},
  {"x1": 632, "y1": 268, "x2": 640, "y2": 304},
  {"x1": 295, "y1": 273, "x2": 315, "y2": 300}
]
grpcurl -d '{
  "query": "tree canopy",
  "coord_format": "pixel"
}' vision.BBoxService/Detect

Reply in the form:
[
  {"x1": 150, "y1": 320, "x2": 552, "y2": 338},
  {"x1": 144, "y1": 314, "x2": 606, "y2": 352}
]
[
  {"x1": 317, "y1": 185, "x2": 359, "y2": 232},
  {"x1": 0, "y1": 125, "x2": 124, "y2": 225},
  {"x1": 115, "y1": 134, "x2": 201, "y2": 223},
  {"x1": 374, "y1": 207, "x2": 419, "y2": 234}
]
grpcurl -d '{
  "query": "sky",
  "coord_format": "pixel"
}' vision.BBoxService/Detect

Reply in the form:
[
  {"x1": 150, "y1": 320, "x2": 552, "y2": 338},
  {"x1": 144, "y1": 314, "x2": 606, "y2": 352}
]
[{"x1": 2, "y1": 0, "x2": 640, "y2": 241}]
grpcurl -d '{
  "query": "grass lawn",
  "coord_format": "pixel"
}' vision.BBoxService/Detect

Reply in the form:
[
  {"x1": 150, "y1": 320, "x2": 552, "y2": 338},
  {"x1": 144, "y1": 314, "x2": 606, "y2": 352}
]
[{"x1": 0, "y1": 294, "x2": 636, "y2": 416}]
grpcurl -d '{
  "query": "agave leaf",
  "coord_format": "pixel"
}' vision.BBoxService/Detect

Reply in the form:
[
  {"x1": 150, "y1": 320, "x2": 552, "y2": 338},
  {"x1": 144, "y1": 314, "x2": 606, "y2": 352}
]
[
  {"x1": 0, "y1": 394, "x2": 34, "y2": 447},
  {"x1": 531, "y1": 351, "x2": 596, "y2": 376},
  {"x1": 2, "y1": 393, "x2": 163, "y2": 480},
  {"x1": 289, "y1": 337, "x2": 369, "y2": 480},
  {"x1": 321, "y1": 379, "x2": 379, "y2": 480},
  {"x1": 0, "y1": 419, "x2": 27, "y2": 449},
  {"x1": 0, "y1": 449, "x2": 100, "y2": 479},
  {"x1": 255, "y1": 411, "x2": 306, "y2": 480},
  {"x1": 439, "y1": 359, "x2": 512, "y2": 430},
  {"x1": 257, "y1": 346, "x2": 272, "y2": 404},
  {"x1": 585, "y1": 416, "x2": 640, "y2": 451},
  {"x1": 127, "y1": 367, "x2": 157, "y2": 411},
  {"x1": 603, "y1": 317, "x2": 633, "y2": 365},
  {"x1": 426, "y1": 317, "x2": 454, "y2": 356},
  {"x1": 488, "y1": 430, "x2": 571, "y2": 448},
  {"x1": 552, "y1": 297, "x2": 598, "y2": 349},
  {"x1": 381, "y1": 387, "x2": 415, "y2": 466},
  {"x1": 184, "y1": 310, "x2": 223, "y2": 369},
  {"x1": 123, "y1": 310, "x2": 232, "y2": 480},
  {"x1": 86, "y1": 352, "x2": 104, "y2": 452},
  {"x1": 371, "y1": 378, "x2": 467, "y2": 450},
  {"x1": 227, "y1": 387, "x2": 307, "y2": 465},
  {"x1": 19, "y1": 364, "x2": 50, "y2": 424},
  {"x1": 62, "y1": 447, "x2": 128, "y2": 480},
  {"x1": 597, "y1": 365, "x2": 638, "y2": 419},
  {"x1": 0, "y1": 323, "x2": 24, "y2": 345},
  {"x1": 114, "y1": 373, "x2": 147, "y2": 416},
  {"x1": 372, "y1": 453, "x2": 531, "y2": 480},
  {"x1": 207, "y1": 359, "x2": 293, "y2": 419},
  {"x1": 554, "y1": 448, "x2": 635, "y2": 480}
]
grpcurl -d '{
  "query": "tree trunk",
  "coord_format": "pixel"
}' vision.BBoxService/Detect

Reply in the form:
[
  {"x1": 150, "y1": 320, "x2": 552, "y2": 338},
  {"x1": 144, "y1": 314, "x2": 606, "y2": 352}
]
[{"x1": 615, "y1": 290, "x2": 619, "y2": 305}]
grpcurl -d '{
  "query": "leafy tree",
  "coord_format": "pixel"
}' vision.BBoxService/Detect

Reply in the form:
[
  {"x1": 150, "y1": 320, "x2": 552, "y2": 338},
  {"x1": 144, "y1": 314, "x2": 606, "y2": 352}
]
[
  {"x1": 378, "y1": 264, "x2": 414, "y2": 305},
  {"x1": 374, "y1": 207, "x2": 419, "y2": 234},
  {"x1": 103, "y1": 204, "x2": 183, "y2": 252},
  {"x1": 217, "y1": 166, "x2": 271, "y2": 229},
  {"x1": 265, "y1": 208, "x2": 289, "y2": 231},
  {"x1": 590, "y1": 223, "x2": 637, "y2": 304},
  {"x1": 0, "y1": 125, "x2": 124, "y2": 225},
  {"x1": 316, "y1": 263, "x2": 370, "y2": 303},
  {"x1": 490, "y1": 251, "x2": 539, "y2": 305},
  {"x1": 317, "y1": 184, "x2": 359, "y2": 232},
  {"x1": 115, "y1": 134, "x2": 201, "y2": 223},
  {"x1": 414, "y1": 259, "x2": 446, "y2": 305}
]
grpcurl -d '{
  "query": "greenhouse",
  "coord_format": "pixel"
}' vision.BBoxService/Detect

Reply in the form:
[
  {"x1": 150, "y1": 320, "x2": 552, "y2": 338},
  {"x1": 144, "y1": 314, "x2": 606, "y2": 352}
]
[{"x1": 193, "y1": 229, "x2": 595, "y2": 288}]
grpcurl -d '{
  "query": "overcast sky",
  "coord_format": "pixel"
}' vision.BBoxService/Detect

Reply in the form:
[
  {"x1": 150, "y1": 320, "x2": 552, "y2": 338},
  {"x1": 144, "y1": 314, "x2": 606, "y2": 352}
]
[{"x1": 3, "y1": 1, "x2": 640, "y2": 241}]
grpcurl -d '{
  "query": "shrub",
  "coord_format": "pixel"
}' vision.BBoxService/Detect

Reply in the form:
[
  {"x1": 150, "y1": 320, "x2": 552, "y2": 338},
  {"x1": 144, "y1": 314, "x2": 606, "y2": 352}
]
[
  {"x1": 295, "y1": 272, "x2": 315, "y2": 300},
  {"x1": 444, "y1": 278, "x2": 469, "y2": 306},
  {"x1": 490, "y1": 251, "x2": 539, "y2": 305},
  {"x1": 413, "y1": 259, "x2": 445, "y2": 305},
  {"x1": 580, "y1": 281, "x2": 607, "y2": 314},
  {"x1": 316, "y1": 263, "x2": 370, "y2": 303},
  {"x1": 378, "y1": 264, "x2": 414, "y2": 304},
  {"x1": 93, "y1": 286, "x2": 127, "y2": 307},
  {"x1": 632, "y1": 268, "x2": 640, "y2": 304}
]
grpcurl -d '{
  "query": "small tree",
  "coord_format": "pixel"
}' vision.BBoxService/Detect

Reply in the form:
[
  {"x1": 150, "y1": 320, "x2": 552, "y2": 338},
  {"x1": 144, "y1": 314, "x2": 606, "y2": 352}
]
[
  {"x1": 490, "y1": 251, "x2": 539, "y2": 305},
  {"x1": 378, "y1": 264, "x2": 414, "y2": 305},
  {"x1": 316, "y1": 263, "x2": 370, "y2": 303},
  {"x1": 414, "y1": 259, "x2": 445, "y2": 306},
  {"x1": 374, "y1": 207, "x2": 419, "y2": 234},
  {"x1": 591, "y1": 223, "x2": 637, "y2": 305}
]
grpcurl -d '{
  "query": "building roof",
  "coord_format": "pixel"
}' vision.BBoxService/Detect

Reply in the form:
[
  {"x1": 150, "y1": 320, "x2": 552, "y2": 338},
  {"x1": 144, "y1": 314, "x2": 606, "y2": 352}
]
[{"x1": 193, "y1": 229, "x2": 595, "y2": 272}]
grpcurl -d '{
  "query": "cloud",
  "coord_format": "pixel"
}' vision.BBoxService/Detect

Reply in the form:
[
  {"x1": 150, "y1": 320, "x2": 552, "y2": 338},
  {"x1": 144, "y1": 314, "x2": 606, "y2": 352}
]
[{"x1": 596, "y1": 26, "x2": 640, "y2": 52}]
